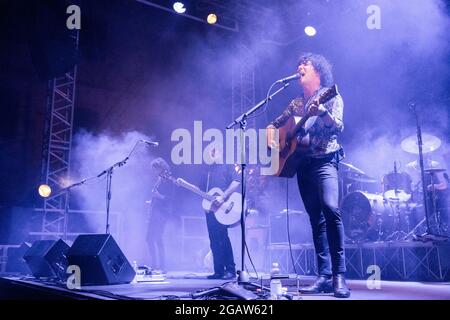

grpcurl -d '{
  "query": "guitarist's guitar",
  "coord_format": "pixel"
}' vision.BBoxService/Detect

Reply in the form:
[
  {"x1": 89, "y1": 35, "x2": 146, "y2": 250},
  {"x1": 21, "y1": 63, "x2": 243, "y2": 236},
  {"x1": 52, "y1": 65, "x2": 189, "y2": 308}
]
[
  {"x1": 159, "y1": 170, "x2": 243, "y2": 227},
  {"x1": 267, "y1": 85, "x2": 339, "y2": 177}
]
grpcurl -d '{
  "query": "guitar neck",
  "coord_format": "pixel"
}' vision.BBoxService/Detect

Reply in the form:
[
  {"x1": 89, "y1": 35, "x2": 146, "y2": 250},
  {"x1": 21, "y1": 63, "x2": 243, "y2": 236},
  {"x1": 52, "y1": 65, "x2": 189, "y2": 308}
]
[
  {"x1": 292, "y1": 115, "x2": 310, "y2": 136},
  {"x1": 175, "y1": 178, "x2": 215, "y2": 201},
  {"x1": 292, "y1": 85, "x2": 338, "y2": 137}
]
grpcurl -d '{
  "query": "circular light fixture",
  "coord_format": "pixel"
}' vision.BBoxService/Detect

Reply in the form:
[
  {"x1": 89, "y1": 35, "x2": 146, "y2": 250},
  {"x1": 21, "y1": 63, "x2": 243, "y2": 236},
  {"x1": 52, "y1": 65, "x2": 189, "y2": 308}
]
[
  {"x1": 207, "y1": 13, "x2": 217, "y2": 24},
  {"x1": 38, "y1": 184, "x2": 52, "y2": 198},
  {"x1": 304, "y1": 26, "x2": 317, "y2": 37},
  {"x1": 173, "y1": 2, "x2": 186, "y2": 14}
]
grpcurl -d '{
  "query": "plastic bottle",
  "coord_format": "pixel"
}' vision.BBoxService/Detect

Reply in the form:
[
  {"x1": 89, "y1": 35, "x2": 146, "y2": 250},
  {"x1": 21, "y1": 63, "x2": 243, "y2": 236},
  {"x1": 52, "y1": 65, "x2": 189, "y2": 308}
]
[
  {"x1": 269, "y1": 262, "x2": 282, "y2": 300},
  {"x1": 131, "y1": 261, "x2": 138, "y2": 283}
]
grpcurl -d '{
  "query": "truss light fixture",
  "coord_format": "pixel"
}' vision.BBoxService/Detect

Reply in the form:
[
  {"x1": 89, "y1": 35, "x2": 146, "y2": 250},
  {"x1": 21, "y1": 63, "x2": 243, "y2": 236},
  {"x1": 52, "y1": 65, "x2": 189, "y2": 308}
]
[
  {"x1": 304, "y1": 25, "x2": 317, "y2": 36},
  {"x1": 173, "y1": 2, "x2": 186, "y2": 14},
  {"x1": 207, "y1": 13, "x2": 217, "y2": 24},
  {"x1": 38, "y1": 184, "x2": 52, "y2": 198}
]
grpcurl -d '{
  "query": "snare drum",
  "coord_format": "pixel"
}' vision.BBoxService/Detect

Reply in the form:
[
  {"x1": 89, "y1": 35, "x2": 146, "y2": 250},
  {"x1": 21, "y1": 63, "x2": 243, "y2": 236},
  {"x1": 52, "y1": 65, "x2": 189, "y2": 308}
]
[{"x1": 382, "y1": 172, "x2": 412, "y2": 202}]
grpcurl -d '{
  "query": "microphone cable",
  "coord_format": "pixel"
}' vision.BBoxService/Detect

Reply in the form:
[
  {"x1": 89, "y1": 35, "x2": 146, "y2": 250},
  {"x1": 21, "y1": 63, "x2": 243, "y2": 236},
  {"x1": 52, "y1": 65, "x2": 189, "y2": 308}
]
[{"x1": 286, "y1": 177, "x2": 299, "y2": 275}]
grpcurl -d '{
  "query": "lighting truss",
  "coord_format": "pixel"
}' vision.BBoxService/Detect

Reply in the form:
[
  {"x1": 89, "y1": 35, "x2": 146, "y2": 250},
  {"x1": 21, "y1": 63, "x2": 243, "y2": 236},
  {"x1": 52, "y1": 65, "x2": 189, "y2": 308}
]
[
  {"x1": 135, "y1": 0, "x2": 239, "y2": 32},
  {"x1": 40, "y1": 30, "x2": 79, "y2": 239}
]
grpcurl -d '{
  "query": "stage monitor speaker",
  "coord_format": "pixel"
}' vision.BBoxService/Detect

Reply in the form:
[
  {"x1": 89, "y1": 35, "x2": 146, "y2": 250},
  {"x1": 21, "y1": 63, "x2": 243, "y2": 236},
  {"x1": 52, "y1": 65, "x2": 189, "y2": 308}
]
[
  {"x1": 23, "y1": 239, "x2": 70, "y2": 279},
  {"x1": 6, "y1": 242, "x2": 31, "y2": 274},
  {"x1": 67, "y1": 234, "x2": 135, "y2": 285}
]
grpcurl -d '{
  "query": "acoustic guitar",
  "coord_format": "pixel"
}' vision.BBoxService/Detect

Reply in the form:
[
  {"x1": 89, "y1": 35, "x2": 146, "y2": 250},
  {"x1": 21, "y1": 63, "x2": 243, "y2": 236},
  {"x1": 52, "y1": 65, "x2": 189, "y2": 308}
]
[
  {"x1": 159, "y1": 170, "x2": 243, "y2": 227},
  {"x1": 267, "y1": 85, "x2": 339, "y2": 177}
]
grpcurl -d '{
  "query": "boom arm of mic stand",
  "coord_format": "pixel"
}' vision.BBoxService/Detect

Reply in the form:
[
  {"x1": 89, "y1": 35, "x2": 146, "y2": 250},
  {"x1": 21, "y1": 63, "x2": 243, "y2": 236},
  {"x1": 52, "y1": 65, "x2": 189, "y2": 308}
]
[
  {"x1": 226, "y1": 82, "x2": 290, "y2": 129},
  {"x1": 49, "y1": 178, "x2": 89, "y2": 199},
  {"x1": 97, "y1": 157, "x2": 130, "y2": 178},
  {"x1": 47, "y1": 178, "x2": 89, "y2": 240}
]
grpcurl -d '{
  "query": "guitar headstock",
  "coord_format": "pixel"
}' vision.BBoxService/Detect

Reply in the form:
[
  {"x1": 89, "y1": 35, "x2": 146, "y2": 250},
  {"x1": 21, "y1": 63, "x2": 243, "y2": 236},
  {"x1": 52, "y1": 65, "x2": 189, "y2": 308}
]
[{"x1": 317, "y1": 84, "x2": 338, "y2": 104}]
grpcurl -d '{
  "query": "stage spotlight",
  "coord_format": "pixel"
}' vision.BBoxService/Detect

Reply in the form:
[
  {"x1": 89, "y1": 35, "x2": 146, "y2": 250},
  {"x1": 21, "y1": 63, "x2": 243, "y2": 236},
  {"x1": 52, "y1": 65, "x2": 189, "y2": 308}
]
[
  {"x1": 38, "y1": 184, "x2": 52, "y2": 198},
  {"x1": 207, "y1": 13, "x2": 217, "y2": 24},
  {"x1": 304, "y1": 26, "x2": 317, "y2": 37},
  {"x1": 173, "y1": 2, "x2": 186, "y2": 14}
]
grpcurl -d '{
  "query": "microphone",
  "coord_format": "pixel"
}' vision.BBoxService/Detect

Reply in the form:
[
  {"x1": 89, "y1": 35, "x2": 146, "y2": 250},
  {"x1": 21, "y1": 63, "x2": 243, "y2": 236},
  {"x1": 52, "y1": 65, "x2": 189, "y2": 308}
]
[
  {"x1": 141, "y1": 139, "x2": 159, "y2": 147},
  {"x1": 276, "y1": 73, "x2": 301, "y2": 83}
]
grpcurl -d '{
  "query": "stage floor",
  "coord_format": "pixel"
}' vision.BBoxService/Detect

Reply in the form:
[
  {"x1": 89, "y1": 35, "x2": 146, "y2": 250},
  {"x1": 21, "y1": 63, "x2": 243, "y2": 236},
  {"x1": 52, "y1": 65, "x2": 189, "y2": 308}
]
[{"x1": 1, "y1": 272, "x2": 449, "y2": 300}]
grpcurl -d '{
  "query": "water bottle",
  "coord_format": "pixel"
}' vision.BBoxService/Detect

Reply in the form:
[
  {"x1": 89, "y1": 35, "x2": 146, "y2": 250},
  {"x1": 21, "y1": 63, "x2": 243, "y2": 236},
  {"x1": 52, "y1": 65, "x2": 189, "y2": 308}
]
[
  {"x1": 270, "y1": 263, "x2": 282, "y2": 300},
  {"x1": 132, "y1": 261, "x2": 138, "y2": 283}
]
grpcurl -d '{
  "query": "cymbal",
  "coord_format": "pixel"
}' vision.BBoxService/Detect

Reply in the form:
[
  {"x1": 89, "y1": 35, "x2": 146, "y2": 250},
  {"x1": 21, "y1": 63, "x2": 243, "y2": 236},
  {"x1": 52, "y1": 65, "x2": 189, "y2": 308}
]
[
  {"x1": 340, "y1": 161, "x2": 366, "y2": 175},
  {"x1": 401, "y1": 134, "x2": 441, "y2": 154},
  {"x1": 343, "y1": 172, "x2": 378, "y2": 183},
  {"x1": 406, "y1": 160, "x2": 440, "y2": 171},
  {"x1": 339, "y1": 162, "x2": 378, "y2": 183}
]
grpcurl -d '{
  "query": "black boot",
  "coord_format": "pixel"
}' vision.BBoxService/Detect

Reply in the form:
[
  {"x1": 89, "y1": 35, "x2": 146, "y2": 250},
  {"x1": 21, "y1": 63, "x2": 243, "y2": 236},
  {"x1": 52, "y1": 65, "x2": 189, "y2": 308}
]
[
  {"x1": 333, "y1": 274, "x2": 351, "y2": 298},
  {"x1": 299, "y1": 275, "x2": 333, "y2": 294}
]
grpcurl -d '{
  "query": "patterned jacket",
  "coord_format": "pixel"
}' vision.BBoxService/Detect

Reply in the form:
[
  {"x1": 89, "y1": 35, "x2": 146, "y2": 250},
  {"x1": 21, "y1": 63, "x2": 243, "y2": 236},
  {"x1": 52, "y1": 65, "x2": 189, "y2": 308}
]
[{"x1": 271, "y1": 87, "x2": 344, "y2": 158}]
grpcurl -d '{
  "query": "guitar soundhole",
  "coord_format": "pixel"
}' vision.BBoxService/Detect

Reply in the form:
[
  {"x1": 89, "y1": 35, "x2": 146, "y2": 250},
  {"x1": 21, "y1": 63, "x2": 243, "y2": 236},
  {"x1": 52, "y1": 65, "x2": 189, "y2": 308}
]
[{"x1": 225, "y1": 202, "x2": 234, "y2": 214}]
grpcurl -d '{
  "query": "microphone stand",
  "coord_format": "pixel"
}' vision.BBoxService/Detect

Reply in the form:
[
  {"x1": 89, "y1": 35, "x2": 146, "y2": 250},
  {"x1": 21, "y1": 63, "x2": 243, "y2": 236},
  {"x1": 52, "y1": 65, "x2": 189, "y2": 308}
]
[
  {"x1": 190, "y1": 82, "x2": 290, "y2": 300},
  {"x1": 226, "y1": 82, "x2": 290, "y2": 286},
  {"x1": 96, "y1": 141, "x2": 142, "y2": 234}
]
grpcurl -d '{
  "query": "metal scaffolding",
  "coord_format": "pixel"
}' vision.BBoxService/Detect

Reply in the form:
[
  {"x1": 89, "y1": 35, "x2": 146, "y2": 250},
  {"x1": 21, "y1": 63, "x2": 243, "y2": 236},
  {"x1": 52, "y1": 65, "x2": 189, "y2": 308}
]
[
  {"x1": 40, "y1": 31, "x2": 79, "y2": 239},
  {"x1": 268, "y1": 241, "x2": 450, "y2": 281}
]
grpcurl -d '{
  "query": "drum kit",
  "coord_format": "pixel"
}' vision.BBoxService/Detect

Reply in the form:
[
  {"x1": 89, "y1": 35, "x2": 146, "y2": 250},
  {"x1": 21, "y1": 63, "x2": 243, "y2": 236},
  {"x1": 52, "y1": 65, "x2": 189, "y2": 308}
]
[{"x1": 340, "y1": 133, "x2": 447, "y2": 243}]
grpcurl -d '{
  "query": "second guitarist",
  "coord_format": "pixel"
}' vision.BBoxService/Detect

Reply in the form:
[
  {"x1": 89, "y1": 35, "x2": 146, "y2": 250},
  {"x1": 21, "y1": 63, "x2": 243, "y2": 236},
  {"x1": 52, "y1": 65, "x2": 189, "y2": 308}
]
[
  {"x1": 266, "y1": 53, "x2": 349, "y2": 298},
  {"x1": 201, "y1": 153, "x2": 240, "y2": 280}
]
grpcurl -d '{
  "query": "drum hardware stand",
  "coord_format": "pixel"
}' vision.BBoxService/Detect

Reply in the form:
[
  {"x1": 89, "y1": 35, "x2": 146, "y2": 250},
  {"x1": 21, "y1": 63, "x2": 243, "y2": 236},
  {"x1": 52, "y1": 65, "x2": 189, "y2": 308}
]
[
  {"x1": 429, "y1": 171, "x2": 440, "y2": 227},
  {"x1": 404, "y1": 217, "x2": 426, "y2": 240},
  {"x1": 375, "y1": 213, "x2": 384, "y2": 242},
  {"x1": 422, "y1": 171, "x2": 449, "y2": 240},
  {"x1": 385, "y1": 199, "x2": 407, "y2": 241},
  {"x1": 410, "y1": 102, "x2": 434, "y2": 237},
  {"x1": 408, "y1": 102, "x2": 448, "y2": 241}
]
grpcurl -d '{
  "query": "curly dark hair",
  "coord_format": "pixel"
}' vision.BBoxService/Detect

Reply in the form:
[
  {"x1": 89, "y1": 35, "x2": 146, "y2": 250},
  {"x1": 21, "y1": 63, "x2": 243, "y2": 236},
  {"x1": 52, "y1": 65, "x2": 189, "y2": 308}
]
[{"x1": 297, "y1": 53, "x2": 334, "y2": 87}]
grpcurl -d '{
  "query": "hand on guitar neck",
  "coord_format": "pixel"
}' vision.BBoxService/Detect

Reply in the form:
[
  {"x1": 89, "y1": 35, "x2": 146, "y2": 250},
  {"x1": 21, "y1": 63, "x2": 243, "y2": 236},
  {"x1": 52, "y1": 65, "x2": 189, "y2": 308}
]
[
  {"x1": 266, "y1": 85, "x2": 339, "y2": 177},
  {"x1": 266, "y1": 99, "x2": 323, "y2": 148},
  {"x1": 307, "y1": 99, "x2": 325, "y2": 116}
]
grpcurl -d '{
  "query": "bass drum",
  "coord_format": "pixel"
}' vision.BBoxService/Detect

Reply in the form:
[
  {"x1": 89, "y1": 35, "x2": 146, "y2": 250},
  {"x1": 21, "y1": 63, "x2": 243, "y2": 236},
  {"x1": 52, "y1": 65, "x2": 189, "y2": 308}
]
[{"x1": 341, "y1": 191, "x2": 388, "y2": 242}]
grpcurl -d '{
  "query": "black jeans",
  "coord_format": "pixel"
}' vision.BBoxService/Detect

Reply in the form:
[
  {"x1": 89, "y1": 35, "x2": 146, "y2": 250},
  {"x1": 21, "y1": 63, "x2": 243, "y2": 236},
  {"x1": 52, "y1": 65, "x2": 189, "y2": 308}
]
[
  {"x1": 205, "y1": 212, "x2": 236, "y2": 274},
  {"x1": 147, "y1": 209, "x2": 167, "y2": 270},
  {"x1": 296, "y1": 153, "x2": 346, "y2": 276}
]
